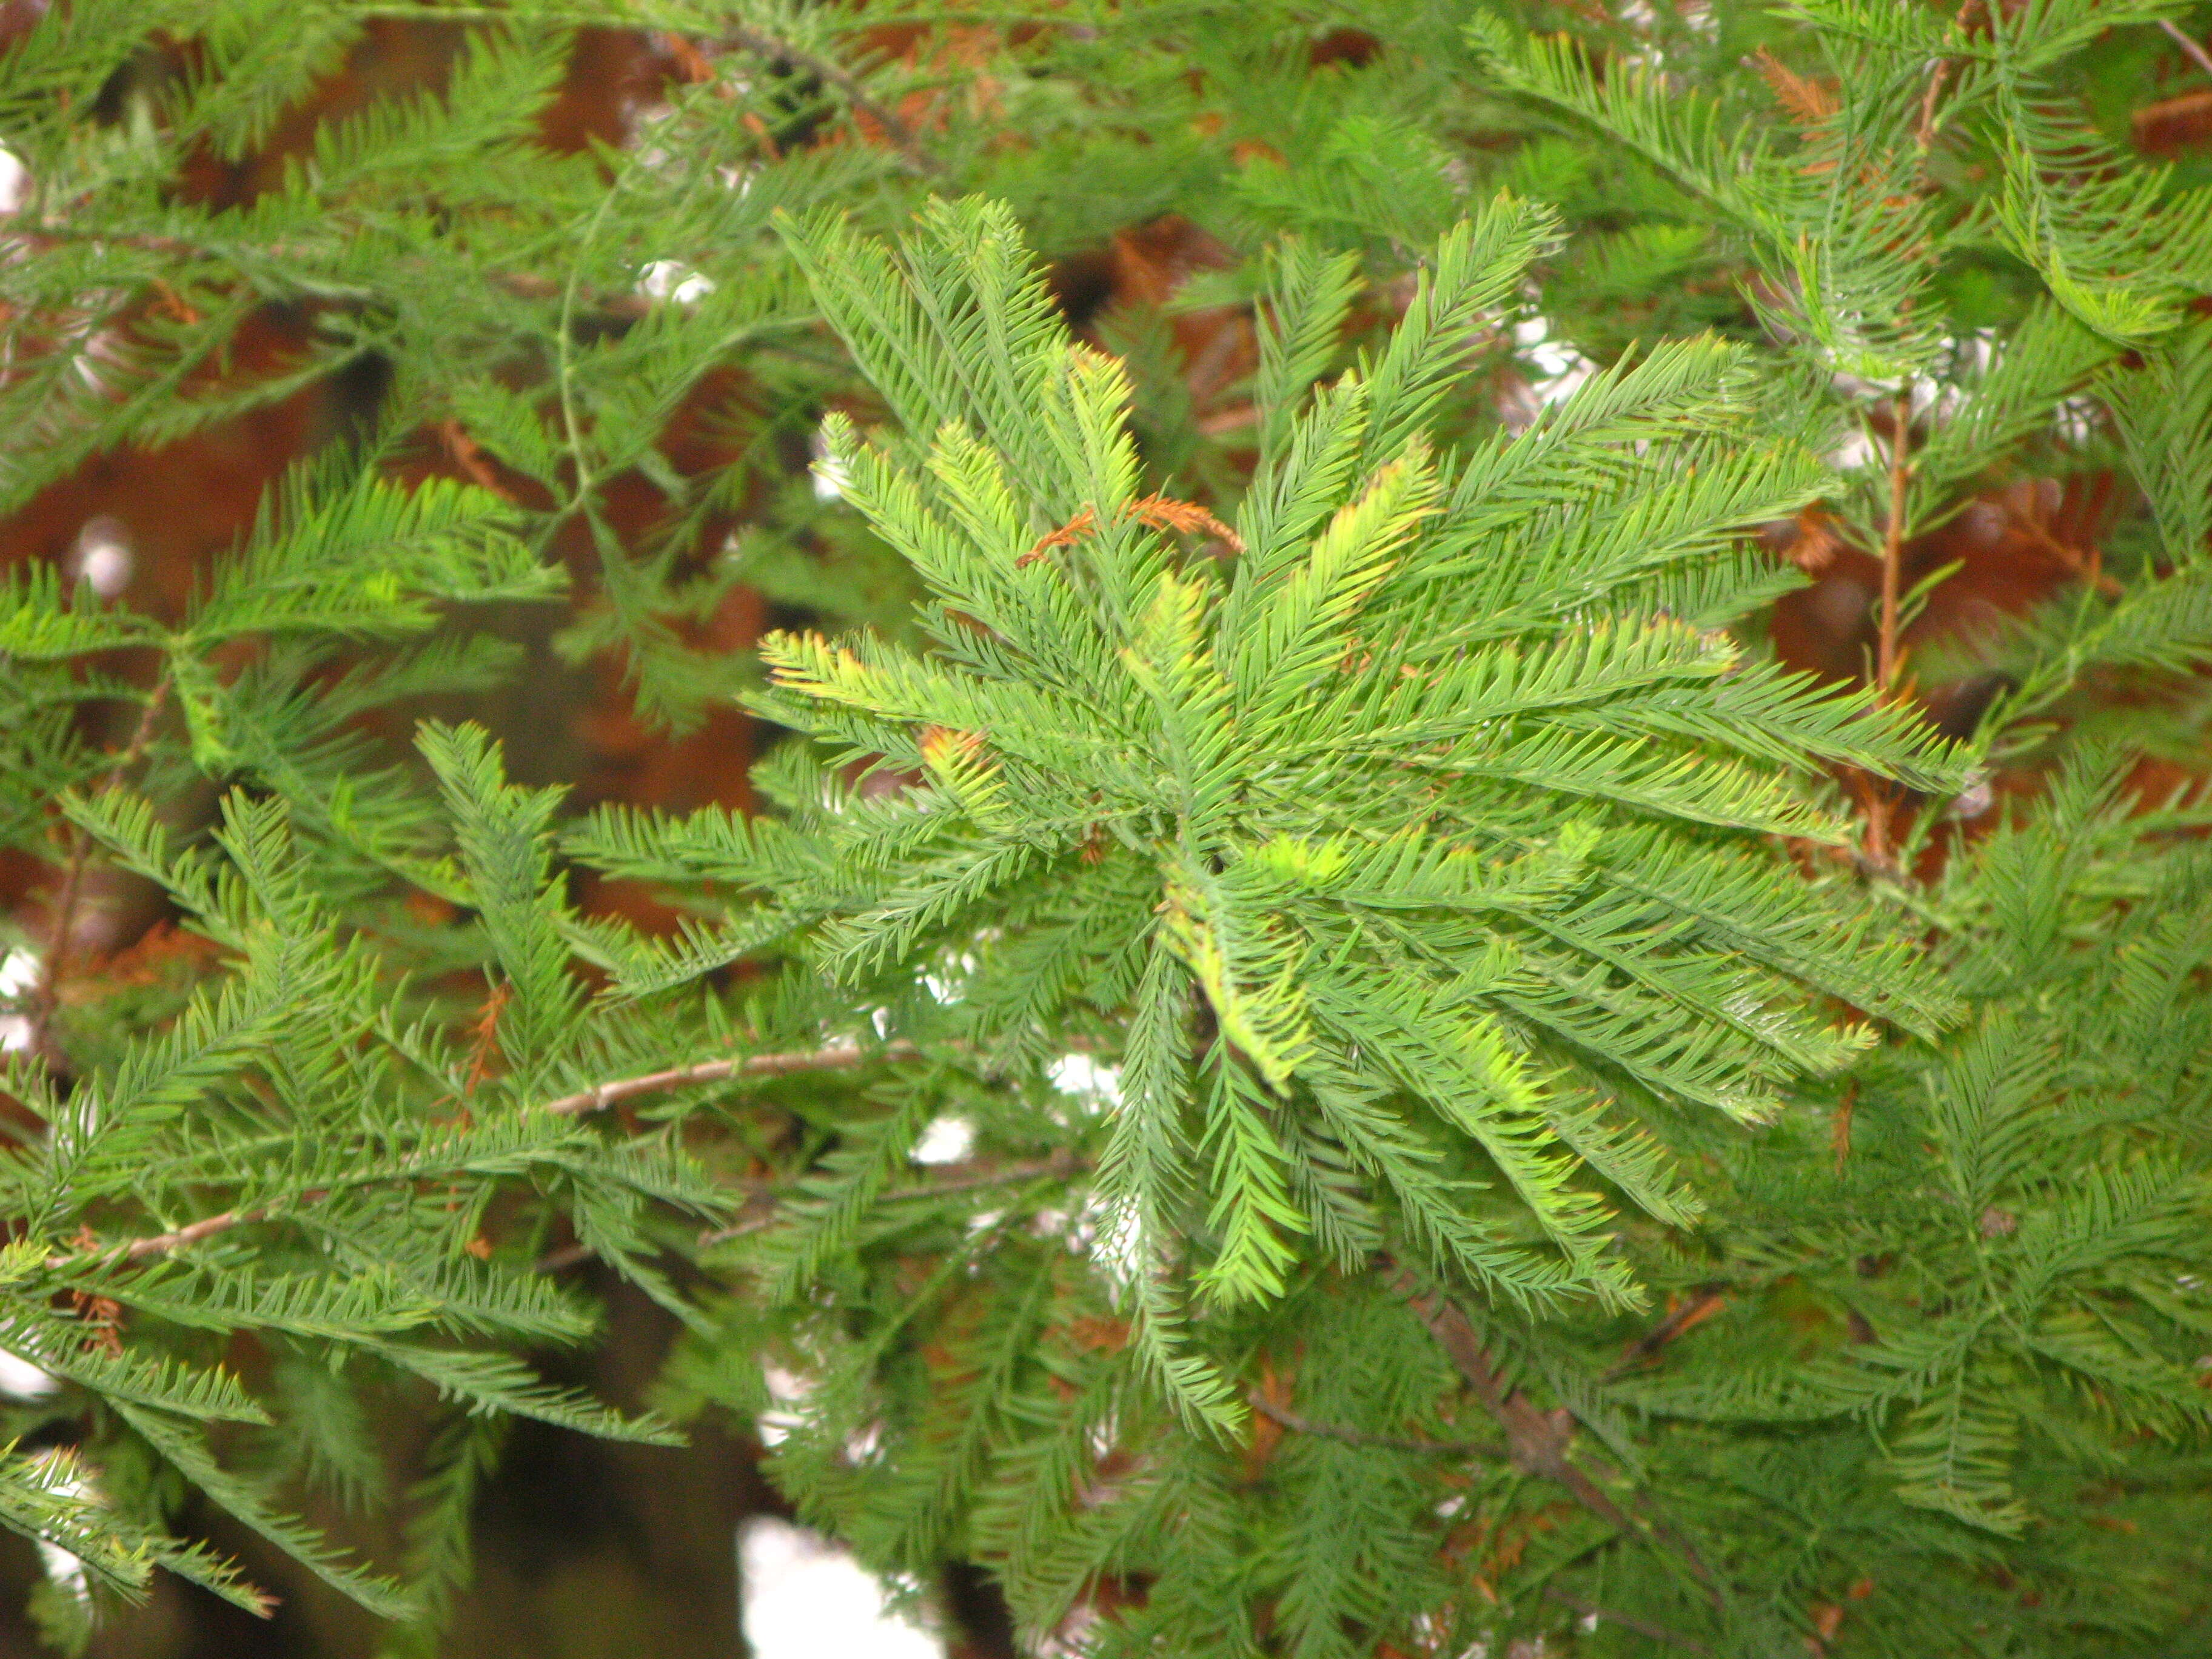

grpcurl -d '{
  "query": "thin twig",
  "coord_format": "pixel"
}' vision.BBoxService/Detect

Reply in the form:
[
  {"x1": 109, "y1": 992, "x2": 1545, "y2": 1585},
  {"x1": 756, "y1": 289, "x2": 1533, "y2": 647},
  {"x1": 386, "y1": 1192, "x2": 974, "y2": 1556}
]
[
  {"x1": 1875, "y1": 390, "x2": 1913, "y2": 700},
  {"x1": 1391, "y1": 1264, "x2": 1724, "y2": 1607},
  {"x1": 720, "y1": 27, "x2": 943, "y2": 176},
  {"x1": 1544, "y1": 1586, "x2": 1711, "y2": 1654},
  {"x1": 2161, "y1": 19, "x2": 2212, "y2": 84},
  {"x1": 115, "y1": 1205, "x2": 268, "y2": 1262},
  {"x1": 1396, "y1": 1271, "x2": 1638, "y2": 1527},
  {"x1": 1915, "y1": 57, "x2": 1953, "y2": 151},
  {"x1": 882, "y1": 1149, "x2": 1079, "y2": 1201},
  {"x1": 2021, "y1": 519, "x2": 2122, "y2": 600},
  {"x1": 1862, "y1": 388, "x2": 1915, "y2": 868},
  {"x1": 28, "y1": 680, "x2": 170, "y2": 1064},
  {"x1": 532, "y1": 1239, "x2": 598, "y2": 1274},
  {"x1": 694, "y1": 1150, "x2": 1082, "y2": 1249},
  {"x1": 1604, "y1": 1287, "x2": 1729, "y2": 1381},
  {"x1": 1247, "y1": 1391, "x2": 1500, "y2": 1457},
  {"x1": 543, "y1": 1038, "x2": 919, "y2": 1116},
  {"x1": 45, "y1": 1194, "x2": 317, "y2": 1270}
]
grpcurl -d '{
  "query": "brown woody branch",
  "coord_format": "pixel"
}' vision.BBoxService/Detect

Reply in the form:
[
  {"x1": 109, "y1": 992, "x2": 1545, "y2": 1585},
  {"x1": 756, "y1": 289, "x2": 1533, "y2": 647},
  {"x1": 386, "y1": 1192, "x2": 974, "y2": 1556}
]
[
  {"x1": 543, "y1": 1038, "x2": 918, "y2": 1116},
  {"x1": 692, "y1": 1149, "x2": 1082, "y2": 1250},
  {"x1": 1862, "y1": 389, "x2": 1916, "y2": 868},
  {"x1": 1606, "y1": 1286, "x2": 1730, "y2": 1381},
  {"x1": 1874, "y1": 391, "x2": 1912, "y2": 702},
  {"x1": 1390, "y1": 1263, "x2": 1723, "y2": 1606},
  {"x1": 1247, "y1": 1390, "x2": 1501, "y2": 1458},
  {"x1": 2160, "y1": 19, "x2": 2212, "y2": 84},
  {"x1": 1544, "y1": 1586, "x2": 1711, "y2": 1654}
]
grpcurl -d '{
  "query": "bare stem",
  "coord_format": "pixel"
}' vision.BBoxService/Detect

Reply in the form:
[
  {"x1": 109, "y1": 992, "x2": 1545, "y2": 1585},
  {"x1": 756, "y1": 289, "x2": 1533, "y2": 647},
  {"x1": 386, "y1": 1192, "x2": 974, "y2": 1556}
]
[
  {"x1": 1875, "y1": 390, "x2": 1913, "y2": 699},
  {"x1": 1915, "y1": 57, "x2": 1953, "y2": 151},
  {"x1": 1247, "y1": 1391, "x2": 1500, "y2": 1458},
  {"x1": 46, "y1": 1194, "x2": 316, "y2": 1270},
  {"x1": 1544, "y1": 1587, "x2": 1711, "y2": 1654},
  {"x1": 544, "y1": 1038, "x2": 918, "y2": 1116},
  {"x1": 1604, "y1": 1287, "x2": 1730, "y2": 1381},
  {"x1": 2161, "y1": 19, "x2": 2212, "y2": 84},
  {"x1": 1862, "y1": 389, "x2": 1915, "y2": 867},
  {"x1": 1392, "y1": 1263, "x2": 1723, "y2": 1606},
  {"x1": 693, "y1": 1150, "x2": 1081, "y2": 1250}
]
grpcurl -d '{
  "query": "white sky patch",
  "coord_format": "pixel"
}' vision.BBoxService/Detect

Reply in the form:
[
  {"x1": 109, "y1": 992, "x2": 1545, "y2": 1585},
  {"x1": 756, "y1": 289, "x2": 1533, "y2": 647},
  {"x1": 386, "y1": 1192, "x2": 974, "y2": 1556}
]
[
  {"x1": 28, "y1": 1454, "x2": 87, "y2": 1603},
  {"x1": 740, "y1": 1517, "x2": 942, "y2": 1659},
  {"x1": 71, "y1": 517, "x2": 132, "y2": 598},
  {"x1": 910, "y1": 1115, "x2": 974, "y2": 1166},
  {"x1": 0, "y1": 1347, "x2": 57, "y2": 1400},
  {"x1": 1035, "y1": 1606, "x2": 1099, "y2": 1657},
  {"x1": 638, "y1": 259, "x2": 716, "y2": 306},
  {"x1": 1047, "y1": 1053, "x2": 1122, "y2": 1110},
  {"x1": 0, "y1": 947, "x2": 40, "y2": 1054},
  {"x1": 1513, "y1": 317, "x2": 1597, "y2": 407},
  {"x1": 2053, "y1": 394, "x2": 2100, "y2": 447},
  {"x1": 921, "y1": 948, "x2": 980, "y2": 1006},
  {"x1": 1069, "y1": 1191, "x2": 1142, "y2": 1289},
  {"x1": 811, "y1": 420, "x2": 853, "y2": 501},
  {"x1": 756, "y1": 1364, "x2": 811, "y2": 1450},
  {"x1": 0, "y1": 949, "x2": 39, "y2": 999},
  {"x1": 1829, "y1": 428, "x2": 1880, "y2": 472}
]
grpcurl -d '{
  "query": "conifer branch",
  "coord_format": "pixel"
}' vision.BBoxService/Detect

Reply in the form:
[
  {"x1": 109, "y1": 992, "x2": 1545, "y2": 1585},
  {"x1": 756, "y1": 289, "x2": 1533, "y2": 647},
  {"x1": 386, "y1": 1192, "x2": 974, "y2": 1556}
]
[
  {"x1": 61, "y1": 1044, "x2": 923, "y2": 1267},
  {"x1": 0, "y1": 224, "x2": 651, "y2": 319},
  {"x1": 47, "y1": 1191, "x2": 348, "y2": 1270},
  {"x1": 719, "y1": 27, "x2": 943, "y2": 177},
  {"x1": 30, "y1": 679, "x2": 170, "y2": 1065},
  {"x1": 3, "y1": 5, "x2": 2201, "y2": 1638}
]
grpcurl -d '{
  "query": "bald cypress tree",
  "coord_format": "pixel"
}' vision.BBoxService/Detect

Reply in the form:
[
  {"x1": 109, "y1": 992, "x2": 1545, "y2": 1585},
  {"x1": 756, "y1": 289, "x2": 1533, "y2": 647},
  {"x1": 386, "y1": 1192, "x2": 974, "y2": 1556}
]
[{"x1": 3, "y1": 3, "x2": 2212, "y2": 1654}]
